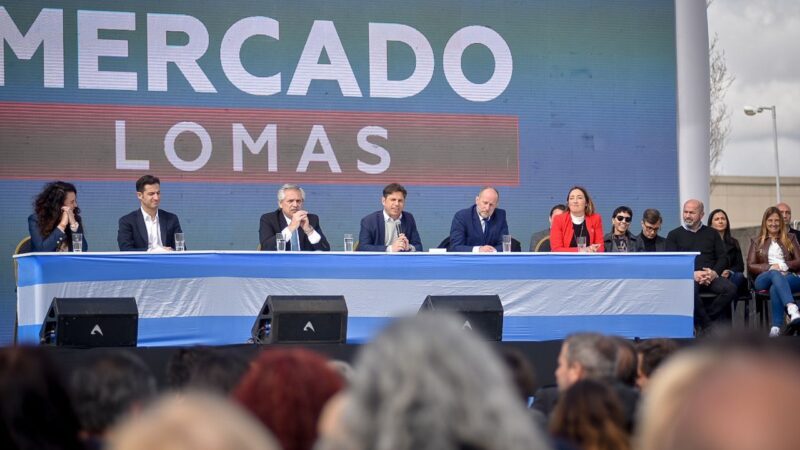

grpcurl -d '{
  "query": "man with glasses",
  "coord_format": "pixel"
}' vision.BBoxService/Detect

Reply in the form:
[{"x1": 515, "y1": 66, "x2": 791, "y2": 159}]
[
  {"x1": 635, "y1": 208, "x2": 667, "y2": 252},
  {"x1": 776, "y1": 202, "x2": 800, "y2": 242},
  {"x1": 603, "y1": 206, "x2": 639, "y2": 252}
]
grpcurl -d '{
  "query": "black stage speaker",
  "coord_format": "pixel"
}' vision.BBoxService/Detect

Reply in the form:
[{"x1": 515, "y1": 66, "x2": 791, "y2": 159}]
[
  {"x1": 39, "y1": 297, "x2": 138, "y2": 347},
  {"x1": 419, "y1": 295, "x2": 504, "y2": 341},
  {"x1": 251, "y1": 295, "x2": 348, "y2": 344}
]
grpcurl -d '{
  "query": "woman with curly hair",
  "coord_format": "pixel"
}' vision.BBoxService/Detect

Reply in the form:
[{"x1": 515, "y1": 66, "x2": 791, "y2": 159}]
[{"x1": 28, "y1": 181, "x2": 88, "y2": 252}]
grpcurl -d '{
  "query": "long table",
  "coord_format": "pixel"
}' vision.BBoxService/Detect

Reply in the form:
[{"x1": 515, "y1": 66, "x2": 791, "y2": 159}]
[{"x1": 14, "y1": 251, "x2": 696, "y2": 346}]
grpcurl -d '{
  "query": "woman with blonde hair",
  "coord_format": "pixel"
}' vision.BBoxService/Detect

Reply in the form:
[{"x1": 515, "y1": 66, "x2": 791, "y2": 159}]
[{"x1": 747, "y1": 206, "x2": 800, "y2": 337}]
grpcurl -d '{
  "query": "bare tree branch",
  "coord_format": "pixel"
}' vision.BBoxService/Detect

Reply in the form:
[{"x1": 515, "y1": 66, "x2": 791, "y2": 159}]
[{"x1": 708, "y1": 32, "x2": 735, "y2": 178}]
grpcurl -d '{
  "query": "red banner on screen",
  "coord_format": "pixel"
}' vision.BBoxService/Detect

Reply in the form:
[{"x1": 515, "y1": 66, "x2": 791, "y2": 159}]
[{"x1": 0, "y1": 102, "x2": 519, "y2": 186}]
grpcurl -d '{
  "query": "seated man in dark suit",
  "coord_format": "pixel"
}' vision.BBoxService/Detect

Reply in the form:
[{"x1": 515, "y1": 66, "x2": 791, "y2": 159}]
[
  {"x1": 117, "y1": 175, "x2": 183, "y2": 251},
  {"x1": 449, "y1": 187, "x2": 508, "y2": 252},
  {"x1": 258, "y1": 183, "x2": 330, "y2": 251},
  {"x1": 529, "y1": 204, "x2": 566, "y2": 252},
  {"x1": 357, "y1": 183, "x2": 422, "y2": 252},
  {"x1": 634, "y1": 208, "x2": 667, "y2": 252}
]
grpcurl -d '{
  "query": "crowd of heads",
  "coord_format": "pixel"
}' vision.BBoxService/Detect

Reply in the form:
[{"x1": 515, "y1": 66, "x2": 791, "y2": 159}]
[{"x1": 3, "y1": 314, "x2": 798, "y2": 450}]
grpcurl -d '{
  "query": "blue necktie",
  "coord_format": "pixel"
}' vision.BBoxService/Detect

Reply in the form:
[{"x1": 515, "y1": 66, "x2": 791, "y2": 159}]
[{"x1": 291, "y1": 230, "x2": 301, "y2": 251}]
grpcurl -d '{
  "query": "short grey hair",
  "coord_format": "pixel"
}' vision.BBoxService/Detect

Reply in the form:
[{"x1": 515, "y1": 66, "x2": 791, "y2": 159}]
[
  {"x1": 335, "y1": 314, "x2": 550, "y2": 450},
  {"x1": 565, "y1": 333, "x2": 618, "y2": 380},
  {"x1": 277, "y1": 183, "x2": 305, "y2": 205}
]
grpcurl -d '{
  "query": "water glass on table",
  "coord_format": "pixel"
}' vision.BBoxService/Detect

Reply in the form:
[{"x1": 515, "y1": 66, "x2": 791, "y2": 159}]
[
  {"x1": 502, "y1": 234, "x2": 512, "y2": 253},
  {"x1": 276, "y1": 236, "x2": 286, "y2": 252},
  {"x1": 576, "y1": 236, "x2": 587, "y2": 252},
  {"x1": 174, "y1": 233, "x2": 185, "y2": 251},
  {"x1": 71, "y1": 233, "x2": 83, "y2": 252},
  {"x1": 343, "y1": 234, "x2": 354, "y2": 252}
]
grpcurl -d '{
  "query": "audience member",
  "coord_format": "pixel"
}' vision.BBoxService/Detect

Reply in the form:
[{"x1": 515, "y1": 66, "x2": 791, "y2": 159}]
[
  {"x1": 543, "y1": 333, "x2": 638, "y2": 432},
  {"x1": 69, "y1": 352, "x2": 157, "y2": 448},
  {"x1": 746, "y1": 206, "x2": 800, "y2": 337},
  {"x1": 449, "y1": 187, "x2": 508, "y2": 252},
  {"x1": 637, "y1": 334, "x2": 800, "y2": 450},
  {"x1": 357, "y1": 183, "x2": 423, "y2": 252},
  {"x1": 319, "y1": 313, "x2": 550, "y2": 450},
  {"x1": 707, "y1": 208, "x2": 745, "y2": 292},
  {"x1": 777, "y1": 202, "x2": 800, "y2": 242},
  {"x1": 635, "y1": 338, "x2": 679, "y2": 391},
  {"x1": 550, "y1": 186, "x2": 604, "y2": 252},
  {"x1": 634, "y1": 346, "x2": 719, "y2": 450},
  {"x1": 613, "y1": 337, "x2": 638, "y2": 388},
  {"x1": 259, "y1": 183, "x2": 331, "y2": 251},
  {"x1": 665, "y1": 199, "x2": 736, "y2": 333},
  {"x1": 499, "y1": 347, "x2": 547, "y2": 429},
  {"x1": 603, "y1": 206, "x2": 639, "y2": 252},
  {"x1": 166, "y1": 347, "x2": 249, "y2": 394},
  {"x1": 233, "y1": 348, "x2": 344, "y2": 450},
  {"x1": 634, "y1": 208, "x2": 666, "y2": 252},
  {"x1": 107, "y1": 392, "x2": 280, "y2": 450},
  {"x1": 550, "y1": 379, "x2": 630, "y2": 450},
  {"x1": 0, "y1": 347, "x2": 85, "y2": 450},
  {"x1": 28, "y1": 181, "x2": 88, "y2": 252},
  {"x1": 530, "y1": 204, "x2": 567, "y2": 252},
  {"x1": 117, "y1": 175, "x2": 183, "y2": 251}
]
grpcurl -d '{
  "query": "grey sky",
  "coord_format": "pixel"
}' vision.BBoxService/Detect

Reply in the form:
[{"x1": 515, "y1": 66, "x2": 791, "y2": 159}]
[{"x1": 707, "y1": 0, "x2": 800, "y2": 176}]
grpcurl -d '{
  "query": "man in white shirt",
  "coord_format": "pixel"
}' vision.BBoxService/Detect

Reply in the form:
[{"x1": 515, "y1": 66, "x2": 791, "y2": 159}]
[{"x1": 117, "y1": 175, "x2": 184, "y2": 251}]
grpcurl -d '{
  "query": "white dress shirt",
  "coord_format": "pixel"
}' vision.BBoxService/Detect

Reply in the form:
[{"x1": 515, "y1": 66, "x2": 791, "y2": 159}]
[{"x1": 141, "y1": 207, "x2": 163, "y2": 250}]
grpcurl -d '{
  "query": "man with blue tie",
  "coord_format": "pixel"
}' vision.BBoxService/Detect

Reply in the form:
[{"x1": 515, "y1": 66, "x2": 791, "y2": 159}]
[
  {"x1": 449, "y1": 187, "x2": 508, "y2": 252},
  {"x1": 258, "y1": 184, "x2": 330, "y2": 251},
  {"x1": 357, "y1": 183, "x2": 423, "y2": 252}
]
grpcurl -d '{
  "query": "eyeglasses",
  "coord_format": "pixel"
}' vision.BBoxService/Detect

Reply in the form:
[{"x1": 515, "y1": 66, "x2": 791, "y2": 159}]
[
  {"x1": 615, "y1": 216, "x2": 632, "y2": 223},
  {"x1": 643, "y1": 224, "x2": 661, "y2": 232}
]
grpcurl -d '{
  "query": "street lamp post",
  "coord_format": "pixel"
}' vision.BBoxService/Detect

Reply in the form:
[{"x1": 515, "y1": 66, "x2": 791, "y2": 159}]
[{"x1": 744, "y1": 105, "x2": 781, "y2": 203}]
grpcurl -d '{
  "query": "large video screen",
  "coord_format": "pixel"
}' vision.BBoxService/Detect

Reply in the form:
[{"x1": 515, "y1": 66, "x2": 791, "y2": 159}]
[{"x1": 0, "y1": 0, "x2": 678, "y2": 342}]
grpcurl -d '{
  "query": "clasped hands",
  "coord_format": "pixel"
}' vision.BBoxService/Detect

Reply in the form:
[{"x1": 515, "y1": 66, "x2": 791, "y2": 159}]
[
  {"x1": 694, "y1": 267, "x2": 718, "y2": 285},
  {"x1": 288, "y1": 210, "x2": 315, "y2": 235},
  {"x1": 59, "y1": 206, "x2": 78, "y2": 231}
]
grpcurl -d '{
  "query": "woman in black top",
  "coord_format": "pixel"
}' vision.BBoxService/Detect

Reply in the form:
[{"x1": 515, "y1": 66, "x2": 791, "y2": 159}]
[{"x1": 707, "y1": 208, "x2": 744, "y2": 292}]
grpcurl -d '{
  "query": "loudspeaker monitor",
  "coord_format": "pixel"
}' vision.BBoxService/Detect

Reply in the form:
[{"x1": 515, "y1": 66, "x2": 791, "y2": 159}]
[
  {"x1": 251, "y1": 295, "x2": 348, "y2": 344},
  {"x1": 419, "y1": 295, "x2": 504, "y2": 341},
  {"x1": 39, "y1": 297, "x2": 138, "y2": 347}
]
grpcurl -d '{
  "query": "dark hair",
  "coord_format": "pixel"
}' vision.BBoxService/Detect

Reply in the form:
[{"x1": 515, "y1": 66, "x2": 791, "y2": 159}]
[
  {"x1": 642, "y1": 208, "x2": 662, "y2": 224},
  {"x1": 636, "y1": 338, "x2": 679, "y2": 379},
  {"x1": 612, "y1": 206, "x2": 633, "y2": 218},
  {"x1": 566, "y1": 186, "x2": 596, "y2": 216},
  {"x1": 166, "y1": 347, "x2": 249, "y2": 394},
  {"x1": 382, "y1": 183, "x2": 407, "y2": 198},
  {"x1": 613, "y1": 337, "x2": 638, "y2": 387},
  {"x1": 69, "y1": 352, "x2": 157, "y2": 435},
  {"x1": 33, "y1": 181, "x2": 80, "y2": 238},
  {"x1": 233, "y1": 349, "x2": 344, "y2": 450},
  {"x1": 500, "y1": 347, "x2": 538, "y2": 402},
  {"x1": 0, "y1": 347, "x2": 85, "y2": 450},
  {"x1": 136, "y1": 175, "x2": 160, "y2": 193},
  {"x1": 550, "y1": 379, "x2": 630, "y2": 450},
  {"x1": 550, "y1": 204, "x2": 567, "y2": 217},
  {"x1": 707, "y1": 208, "x2": 738, "y2": 249}
]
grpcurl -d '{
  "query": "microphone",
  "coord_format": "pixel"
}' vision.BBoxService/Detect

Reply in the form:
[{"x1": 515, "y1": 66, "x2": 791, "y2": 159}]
[{"x1": 395, "y1": 221, "x2": 403, "y2": 237}]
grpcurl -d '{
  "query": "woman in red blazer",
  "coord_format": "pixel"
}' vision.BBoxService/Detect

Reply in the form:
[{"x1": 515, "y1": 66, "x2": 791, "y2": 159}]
[{"x1": 550, "y1": 186, "x2": 605, "y2": 252}]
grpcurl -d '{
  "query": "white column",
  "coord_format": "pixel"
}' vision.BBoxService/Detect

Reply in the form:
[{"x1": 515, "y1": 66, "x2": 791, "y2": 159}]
[{"x1": 675, "y1": 0, "x2": 711, "y2": 212}]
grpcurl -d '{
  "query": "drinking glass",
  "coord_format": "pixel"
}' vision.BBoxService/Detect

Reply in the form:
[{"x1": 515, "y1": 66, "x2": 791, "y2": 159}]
[
  {"x1": 276, "y1": 236, "x2": 286, "y2": 252},
  {"x1": 344, "y1": 234, "x2": 354, "y2": 252},
  {"x1": 502, "y1": 234, "x2": 512, "y2": 253},
  {"x1": 71, "y1": 233, "x2": 83, "y2": 252},
  {"x1": 174, "y1": 233, "x2": 185, "y2": 251},
  {"x1": 576, "y1": 236, "x2": 587, "y2": 251}
]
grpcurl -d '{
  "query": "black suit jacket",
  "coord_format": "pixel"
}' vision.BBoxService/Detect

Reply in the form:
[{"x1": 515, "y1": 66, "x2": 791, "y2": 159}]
[
  {"x1": 259, "y1": 209, "x2": 330, "y2": 251},
  {"x1": 117, "y1": 209, "x2": 183, "y2": 251}
]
